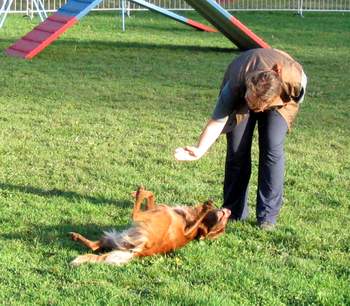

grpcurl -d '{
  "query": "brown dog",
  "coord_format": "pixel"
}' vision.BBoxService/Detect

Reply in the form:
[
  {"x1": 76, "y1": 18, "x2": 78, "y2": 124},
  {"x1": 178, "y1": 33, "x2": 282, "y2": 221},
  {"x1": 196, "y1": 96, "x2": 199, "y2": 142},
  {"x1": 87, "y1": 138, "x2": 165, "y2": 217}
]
[{"x1": 70, "y1": 186, "x2": 231, "y2": 266}]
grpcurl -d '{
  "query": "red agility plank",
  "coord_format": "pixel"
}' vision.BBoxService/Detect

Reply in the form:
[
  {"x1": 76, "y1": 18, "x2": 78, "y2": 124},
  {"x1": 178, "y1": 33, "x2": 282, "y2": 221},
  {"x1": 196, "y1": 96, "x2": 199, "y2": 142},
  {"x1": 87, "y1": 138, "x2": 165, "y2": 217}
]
[
  {"x1": 230, "y1": 16, "x2": 270, "y2": 49},
  {"x1": 26, "y1": 15, "x2": 78, "y2": 59},
  {"x1": 36, "y1": 19, "x2": 70, "y2": 33},
  {"x1": 9, "y1": 40, "x2": 41, "y2": 53},
  {"x1": 24, "y1": 29, "x2": 53, "y2": 42},
  {"x1": 5, "y1": 13, "x2": 78, "y2": 59},
  {"x1": 47, "y1": 13, "x2": 76, "y2": 23},
  {"x1": 187, "y1": 19, "x2": 218, "y2": 33},
  {"x1": 5, "y1": 48, "x2": 28, "y2": 59}
]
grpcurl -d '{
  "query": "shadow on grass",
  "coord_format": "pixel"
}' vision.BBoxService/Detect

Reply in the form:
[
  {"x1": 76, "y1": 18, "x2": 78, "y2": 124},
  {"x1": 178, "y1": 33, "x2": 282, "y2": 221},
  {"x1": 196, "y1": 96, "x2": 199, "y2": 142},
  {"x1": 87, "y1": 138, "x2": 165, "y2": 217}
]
[
  {"x1": 0, "y1": 182, "x2": 132, "y2": 251},
  {"x1": 1, "y1": 222, "x2": 129, "y2": 252},
  {"x1": 119, "y1": 21, "x2": 216, "y2": 33},
  {"x1": 0, "y1": 182, "x2": 131, "y2": 208},
  {"x1": 113, "y1": 40, "x2": 236, "y2": 53},
  {"x1": 0, "y1": 181, "x2": 237, "y2": 253},
  {"x1": 1, "y1": 221, "x2": 236, "y2": 256},
  {"x1": 0, "y1": 38, "x2": 237, "y2": 57}
]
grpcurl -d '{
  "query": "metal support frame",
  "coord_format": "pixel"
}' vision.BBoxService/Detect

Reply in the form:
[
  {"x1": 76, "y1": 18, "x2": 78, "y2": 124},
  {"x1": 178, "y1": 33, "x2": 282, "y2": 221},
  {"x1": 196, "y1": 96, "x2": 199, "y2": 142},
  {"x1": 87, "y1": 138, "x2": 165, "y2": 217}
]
[
  {"x1": 0, "y1": 0, "x2": 14, "y2": 28},
  {"x1": 28, "y1": 0, "x2": 48, "y2": 20},
  {"x1": 0, "y1": 0, "x2": 47, "y2": 28}
]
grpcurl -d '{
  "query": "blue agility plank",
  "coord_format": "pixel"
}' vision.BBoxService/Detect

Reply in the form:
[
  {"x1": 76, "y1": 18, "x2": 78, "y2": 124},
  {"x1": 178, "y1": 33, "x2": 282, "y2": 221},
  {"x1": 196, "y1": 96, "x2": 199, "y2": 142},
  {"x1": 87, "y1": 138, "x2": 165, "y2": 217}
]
[
  {"x1": 130, "y1": 0, "x2": 217, "y2": 32},
  {"x1": 58, "y1": 0, "x2": 103, "y2": 19}
]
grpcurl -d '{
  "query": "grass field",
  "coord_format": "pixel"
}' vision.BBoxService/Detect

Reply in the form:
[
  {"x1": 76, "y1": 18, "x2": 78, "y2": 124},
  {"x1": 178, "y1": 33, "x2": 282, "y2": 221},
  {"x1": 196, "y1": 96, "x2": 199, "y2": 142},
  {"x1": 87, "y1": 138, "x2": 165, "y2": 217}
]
[{"x1": 0, "y1": 10, "x2": 349, "y2": 305}]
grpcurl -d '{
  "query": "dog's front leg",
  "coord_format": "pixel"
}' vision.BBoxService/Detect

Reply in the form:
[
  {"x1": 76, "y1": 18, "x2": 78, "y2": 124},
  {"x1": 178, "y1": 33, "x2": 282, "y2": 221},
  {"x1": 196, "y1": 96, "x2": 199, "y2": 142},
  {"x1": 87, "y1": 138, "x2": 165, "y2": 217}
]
[
  {"x1": 132, "y1": 192, "x2": 146, "y2": 220},
  {"x1": 144, "y1": 192, "x2": 156, "y2": 210},
  {"x1": 132, "y1": 186, "x2": 156, "y2": 219}
]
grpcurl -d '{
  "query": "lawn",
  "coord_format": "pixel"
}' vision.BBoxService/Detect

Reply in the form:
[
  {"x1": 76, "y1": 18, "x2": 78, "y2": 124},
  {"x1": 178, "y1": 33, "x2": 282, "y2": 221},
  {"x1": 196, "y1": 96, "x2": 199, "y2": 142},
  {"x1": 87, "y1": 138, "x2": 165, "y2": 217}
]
[{"x1": 0, "y1": 10, "x2": 349, "y2": 305}]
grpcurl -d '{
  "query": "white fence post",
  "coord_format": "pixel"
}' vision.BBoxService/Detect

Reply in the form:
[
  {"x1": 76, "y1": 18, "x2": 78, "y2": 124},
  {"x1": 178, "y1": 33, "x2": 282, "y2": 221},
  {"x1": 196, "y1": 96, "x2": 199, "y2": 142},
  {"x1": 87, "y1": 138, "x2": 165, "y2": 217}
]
[
  {"x1": 298, "y1": 0, "x2": 304, "y2": 16},
  {"x1": 121, "y1": 0, "x2": 126, "y2": 31}
]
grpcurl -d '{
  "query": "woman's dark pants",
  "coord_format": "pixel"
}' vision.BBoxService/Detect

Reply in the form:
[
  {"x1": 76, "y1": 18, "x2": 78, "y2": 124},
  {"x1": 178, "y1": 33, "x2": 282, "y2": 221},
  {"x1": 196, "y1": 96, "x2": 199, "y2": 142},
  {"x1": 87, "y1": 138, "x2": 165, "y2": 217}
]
[{"x1": 223, "y1": 109, "x2": 288, "y2": 224}]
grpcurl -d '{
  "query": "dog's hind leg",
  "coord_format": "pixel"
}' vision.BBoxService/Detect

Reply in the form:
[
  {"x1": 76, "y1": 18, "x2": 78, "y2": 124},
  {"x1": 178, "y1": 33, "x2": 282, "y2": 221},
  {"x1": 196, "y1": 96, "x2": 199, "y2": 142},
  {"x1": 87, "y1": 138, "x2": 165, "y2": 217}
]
[
  {"x1": 70, "y1": 254, "x2": 105, "y2": 266},
  {"x1": 69, "y1": 232, "x2": 102, "y2": 251},
  {"x1": 104, "y1": 250, "x2": 134, "y2": 265},
  {"x1": 71, "y1": 251, "x2": 134, "y2": 266}
]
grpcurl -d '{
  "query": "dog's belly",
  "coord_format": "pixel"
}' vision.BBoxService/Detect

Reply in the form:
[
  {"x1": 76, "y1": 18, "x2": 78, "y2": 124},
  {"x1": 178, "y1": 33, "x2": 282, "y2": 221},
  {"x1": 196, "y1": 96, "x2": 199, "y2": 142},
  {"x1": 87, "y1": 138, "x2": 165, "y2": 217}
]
[
  {"x1": 136, "y1": 236, "x2": 188, "y2": 256},
  {"x1": 135, "y1": 218, "x2": 190, "y2": 256}
]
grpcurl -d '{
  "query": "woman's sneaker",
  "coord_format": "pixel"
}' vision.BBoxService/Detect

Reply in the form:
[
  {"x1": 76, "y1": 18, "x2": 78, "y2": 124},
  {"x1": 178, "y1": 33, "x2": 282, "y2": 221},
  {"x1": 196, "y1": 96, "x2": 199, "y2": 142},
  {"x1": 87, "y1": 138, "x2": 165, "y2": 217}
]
[{"x1": 258, "y1": 221, "x2": 276, "y2": 231}]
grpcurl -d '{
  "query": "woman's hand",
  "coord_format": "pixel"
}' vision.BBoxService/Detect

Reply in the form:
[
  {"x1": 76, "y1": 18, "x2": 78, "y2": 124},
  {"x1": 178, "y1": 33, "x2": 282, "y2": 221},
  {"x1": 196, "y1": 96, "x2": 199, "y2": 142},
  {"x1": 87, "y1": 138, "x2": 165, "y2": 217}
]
[
  {"x1": 174, "y1": 118, "x2": 228, "y2": 162},
  {"x1": 174, "y1": 146, "x2": 205, "y2": 161}
]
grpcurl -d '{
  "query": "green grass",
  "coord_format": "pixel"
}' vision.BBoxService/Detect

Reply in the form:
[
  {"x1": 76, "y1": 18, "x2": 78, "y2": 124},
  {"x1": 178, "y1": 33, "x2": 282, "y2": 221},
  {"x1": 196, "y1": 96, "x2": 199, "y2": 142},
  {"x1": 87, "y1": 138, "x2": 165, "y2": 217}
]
[{"x1": 0, "y1": 11, "x2": 349, "y2": 305}]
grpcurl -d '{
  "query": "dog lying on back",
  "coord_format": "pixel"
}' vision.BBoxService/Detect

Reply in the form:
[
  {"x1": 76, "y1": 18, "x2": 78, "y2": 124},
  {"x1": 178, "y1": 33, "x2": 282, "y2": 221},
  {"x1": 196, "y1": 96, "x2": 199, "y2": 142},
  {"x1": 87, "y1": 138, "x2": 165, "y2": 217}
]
[{"x1": 70, "y1": 186, "x2": 231, "y2": 266}]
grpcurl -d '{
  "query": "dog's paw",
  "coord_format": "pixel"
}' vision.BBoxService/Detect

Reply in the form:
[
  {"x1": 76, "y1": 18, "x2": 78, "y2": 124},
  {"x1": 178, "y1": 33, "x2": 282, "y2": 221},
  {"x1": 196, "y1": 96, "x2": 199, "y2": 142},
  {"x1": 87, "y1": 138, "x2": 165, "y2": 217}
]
[
  {"x1": 70, "y1": 255, "x2": 92, "y2": 266},
  {"x1": 203, "y1": 201, "x2": 214, "y2": 212},
  {"x1": 70, "y1": 256, "x2": 84, "y2": 267},
  {"x1": 131, "y1": 185, "x2": 145, "y2": 198},
  {"x1": 204, "y1": 200, "x2": 214, "y2": 208},
  {"x1": 69, "y1": 232, "x2": 80, "y2": 241}
]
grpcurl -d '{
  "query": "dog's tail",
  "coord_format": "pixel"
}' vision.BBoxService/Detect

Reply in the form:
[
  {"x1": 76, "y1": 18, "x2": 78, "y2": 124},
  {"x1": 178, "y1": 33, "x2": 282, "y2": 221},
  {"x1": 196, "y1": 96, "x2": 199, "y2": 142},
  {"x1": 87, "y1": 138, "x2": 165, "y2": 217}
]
[{"x1": 71, "y1": 250, "x2": 135, "y2": 266}]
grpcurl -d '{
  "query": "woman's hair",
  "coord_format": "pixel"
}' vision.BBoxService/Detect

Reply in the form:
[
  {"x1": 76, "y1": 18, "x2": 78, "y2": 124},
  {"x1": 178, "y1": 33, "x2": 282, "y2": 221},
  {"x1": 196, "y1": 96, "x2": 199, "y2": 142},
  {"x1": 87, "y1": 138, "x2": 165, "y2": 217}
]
[{"x1": 245, "y1": 70, "x2": 282, "y2": 110}]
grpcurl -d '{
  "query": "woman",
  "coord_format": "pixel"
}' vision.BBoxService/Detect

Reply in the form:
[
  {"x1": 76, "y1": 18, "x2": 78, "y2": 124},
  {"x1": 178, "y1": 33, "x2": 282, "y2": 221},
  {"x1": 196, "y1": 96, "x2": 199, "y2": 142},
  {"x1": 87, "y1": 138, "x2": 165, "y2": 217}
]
[{"x1": 175, "y1": 48, "x2": 307, "y2": 231}]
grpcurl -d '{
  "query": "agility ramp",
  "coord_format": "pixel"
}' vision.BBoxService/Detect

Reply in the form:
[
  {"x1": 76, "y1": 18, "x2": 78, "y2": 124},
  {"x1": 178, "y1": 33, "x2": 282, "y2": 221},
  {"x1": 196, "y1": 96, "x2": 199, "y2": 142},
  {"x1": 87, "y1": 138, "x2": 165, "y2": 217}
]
[
  {"x1": 5, "y1": 0, "x2": 103, "y2": 59},
  {"x1": 6, "y1": 0, "x2": 269, "y2": 59},
  {"x1": 5, "y1": 0, "x2": 216, "y2": 59},
  {"x1": 184, "y1": 0, "x2": 270, "y2": 50},
  {"x1": 130, "y1": 0, "x2": 216, "y2": 32}
]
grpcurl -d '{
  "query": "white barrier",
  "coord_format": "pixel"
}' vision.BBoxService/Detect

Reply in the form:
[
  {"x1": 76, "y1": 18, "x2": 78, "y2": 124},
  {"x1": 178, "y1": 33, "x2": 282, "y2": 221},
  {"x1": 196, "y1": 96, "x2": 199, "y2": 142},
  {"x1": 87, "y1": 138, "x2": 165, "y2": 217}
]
[{"x1": 1, "y1": 0, "x2": 350, "y2": 14}]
